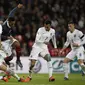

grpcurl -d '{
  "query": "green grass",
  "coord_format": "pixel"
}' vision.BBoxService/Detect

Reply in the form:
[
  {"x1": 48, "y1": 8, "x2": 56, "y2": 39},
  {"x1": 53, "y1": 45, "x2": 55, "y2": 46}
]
[{"x1": 0, "y1": 74, "x2": 85, "y2": 85}]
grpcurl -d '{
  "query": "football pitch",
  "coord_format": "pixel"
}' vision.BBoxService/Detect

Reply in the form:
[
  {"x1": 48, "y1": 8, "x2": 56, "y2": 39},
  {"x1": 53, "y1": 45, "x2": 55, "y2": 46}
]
[{"x1": 0, "y1": 74, "x2": 85, "y2": 85}]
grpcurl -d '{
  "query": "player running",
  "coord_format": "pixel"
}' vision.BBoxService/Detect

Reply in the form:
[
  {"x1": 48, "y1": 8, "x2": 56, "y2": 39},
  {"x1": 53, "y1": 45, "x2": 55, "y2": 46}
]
[
  {"x1": 0, "y1": 24, "x2": 25, "y2": 82},
  {"x1": 1, "y1": 3, "x2": 23, "y2": 68},
  {"x1": 60, "y1": 21, "x2": 85, "y2": 80},
  {"x1": 25, "y1": 20, "x2": 57, "y2": 82}
]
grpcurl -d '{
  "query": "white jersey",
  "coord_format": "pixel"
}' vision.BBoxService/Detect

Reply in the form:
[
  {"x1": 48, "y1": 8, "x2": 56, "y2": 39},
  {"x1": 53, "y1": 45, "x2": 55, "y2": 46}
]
[
  {"x1": 0, "y1": 24, "x2": 2, "y2": 34},
  {"x1": 65, "y1": 29, "x2": 85, "y2": 49},
  {"x1": 0, "y1": 25, "x2": 7, "y2": 62},
  {"x1": 33, "y1": 27, "x2": 57, "y2": 49}
]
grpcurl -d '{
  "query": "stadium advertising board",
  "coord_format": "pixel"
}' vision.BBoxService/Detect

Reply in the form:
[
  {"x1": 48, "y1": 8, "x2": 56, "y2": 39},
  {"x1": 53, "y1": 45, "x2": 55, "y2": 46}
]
[
  {"x1": 10, "y1": 57, "x2": 70, "y2": 73},
  {"x1": 52, "y1": 58, "x2": 65, "y2": 73},
  {"x1": 10, "y1": 57, "x2": 48, "y2": 73},
  {"x1": 70, "y1": 58, "x2": 82, "y2": 73}
]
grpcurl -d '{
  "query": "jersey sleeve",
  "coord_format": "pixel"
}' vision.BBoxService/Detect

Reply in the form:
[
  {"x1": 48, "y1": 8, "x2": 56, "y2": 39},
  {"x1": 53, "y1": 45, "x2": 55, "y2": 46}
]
[
  {"x1": 8, "y1": 7, "x2": 18, "y2": 18},
  {"x1": 78, "y1": 31, "x2": 85, "y2": 46},
  {"x1": 78, "y1": 31, "x2": 84, "y2": 39},
  {"x1": 3, "y1": 7, "x2": 18, "y2": 25}
]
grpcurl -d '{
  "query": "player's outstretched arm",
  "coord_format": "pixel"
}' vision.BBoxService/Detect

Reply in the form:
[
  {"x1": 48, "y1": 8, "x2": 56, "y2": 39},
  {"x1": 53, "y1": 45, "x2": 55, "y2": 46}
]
[
  {"x1": 8, "y1": 4, "x2": 23, "y2": 18},
  {"x1": 3, "y1": 4, "x2": 23, "y2": 25},
  {"x1": 60, "y1": 33, "x2": 70, "y2": 54}
]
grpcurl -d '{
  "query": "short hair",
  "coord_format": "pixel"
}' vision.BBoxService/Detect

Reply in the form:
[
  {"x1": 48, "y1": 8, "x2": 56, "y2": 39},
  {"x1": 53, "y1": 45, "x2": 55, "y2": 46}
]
[
  {"x1": 8, "y1": 17, "x2": 15, "y2": 22},
  {"x1": 68, "y1": 21, "x2": 74, "y2": 24},
  {"x1": 44, "y1": 20, "x2": 51, "y2": 25}
]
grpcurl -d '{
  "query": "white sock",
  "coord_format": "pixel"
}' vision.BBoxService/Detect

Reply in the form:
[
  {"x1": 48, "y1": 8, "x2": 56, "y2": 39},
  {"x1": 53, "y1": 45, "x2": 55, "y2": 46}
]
[
  {"x1": 29, "y1": 71, "x2": 32, "y2": 78},
  {"x1": 0, "y1": 76, "x2": 3, "y2": 80},
  {"x1": 13, "y1": 73, "x2": 20, "y2": 80},
  {"x1": 63, "y1": 63, "x2": 69, "y2": 78},
  {"x1": 6, "y1": 68, "x2": 20, "y2": 80},
  {"x1": 47, "y1": 61, "x2": 53, "y2": 78},
  {"x1": 28, "y1": 60, "x2": 32, "y2": 78},
  {"x1": 80, "y1": 63, "x2": 85, "y2": 73}
]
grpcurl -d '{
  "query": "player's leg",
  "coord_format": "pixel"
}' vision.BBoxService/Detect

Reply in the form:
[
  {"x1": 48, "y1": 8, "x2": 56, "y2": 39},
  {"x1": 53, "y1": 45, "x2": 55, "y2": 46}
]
[
  {"x1": 63, "y1": 50, "x2": 76, "y2": 80},
  {"x1": 81, "y1": 60, "x2": 85, "y2": 76},
  {"x1": 63, "y1": 58, "x2": 70, "y2": 80},
  {"x1": 0, "y1": 50, "x2": 26, "y2": 82},
  {"x1": 78, "y1": 59, "x2": 85, "y2": 75},
  {"x1": 81, "y1": 46, "x2": 85, "y2": 76},
  {"x1": 4, "y1": 54, "x2": 14, "y2": 66},
  {"x1": 0, "y1": 62, "x2": 26, "y2": 82},
  {"x1": 0, "y1": 64, "x2": 8, "y2": 82},
  {"x1": 29, "y1": 60, "x2": 36, "y2": 79},
  {"x1": 12, "y1": 39, "x2": 23, "y2": 68},
  {"x1": 1, "y1": 40, "x2": 14, "y2": 66},
  {"x1": 77, "y1": 47, "x2": 85, "y2": 75},
  {"x1": 26, "y1": 47, "x2": 40, "y2": 81},
  {"x1": 40, "y1": 50, "x2": 55, "y2": 82},
  {"x1": 2, "y1": 39, "x2": 22, "y2": 68},
  {"x1": 3, "y1": 54, "x2": 14, "y2": 79},
  {"x1": 2, "y1": 42, "x2": 18, "y2": 79}
]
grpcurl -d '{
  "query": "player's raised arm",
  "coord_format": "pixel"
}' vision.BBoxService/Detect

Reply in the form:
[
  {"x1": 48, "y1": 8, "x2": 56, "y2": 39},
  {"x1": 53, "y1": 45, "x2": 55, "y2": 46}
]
[
  {"x1": 51, "y1": 30, "x2": 57, "y2": 48},
  {"x1": 8, "y1": 4, "x2": 23, "y2": 18},
  {"x1": 64, "y1": 34, "x2": 70, "y2": 48},
  {"x1": 3, "y1": 3, "x2": 23, "y2": 25},
  {"x1": 60, "y1": 33, "x2": 70, "y2": 53}
]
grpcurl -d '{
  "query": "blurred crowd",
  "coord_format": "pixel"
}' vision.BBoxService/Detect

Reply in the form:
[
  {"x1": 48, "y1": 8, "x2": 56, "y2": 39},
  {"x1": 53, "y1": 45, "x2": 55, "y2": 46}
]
[{"x1": 0, "y1": 0, "x2": 85, "y2": 56}]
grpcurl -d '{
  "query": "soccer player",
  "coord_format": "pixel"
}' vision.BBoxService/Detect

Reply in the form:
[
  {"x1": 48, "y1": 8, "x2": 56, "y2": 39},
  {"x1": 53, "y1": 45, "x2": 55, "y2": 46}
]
[
  {"x1": 82, "y1": 44, "x2": 85, "y2": 76},
  {"x1": 0, "y1": 24, "x2": 25, "y2": 82},
  {"x1": 26, "y1": 20, "x2": 57, "y2": 82},
  {"x1": 60, "y1": 21, "x2": 85, "y2": 80},
  {"x1": 1, "y1": 4, "x2": 23, "y2": 68}
]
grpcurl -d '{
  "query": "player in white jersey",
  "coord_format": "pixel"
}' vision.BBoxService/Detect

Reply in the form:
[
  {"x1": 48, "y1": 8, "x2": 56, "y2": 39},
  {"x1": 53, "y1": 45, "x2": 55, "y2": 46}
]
[
  {"x1": 0, "y1": 24, "x2": 27, "y2": 82},
  {"x1": 60, "y1": 21, "x2": 85, "y2": 80},
  {"x1": 25, "y1": 20, "x2": 57, "y2": 82}
]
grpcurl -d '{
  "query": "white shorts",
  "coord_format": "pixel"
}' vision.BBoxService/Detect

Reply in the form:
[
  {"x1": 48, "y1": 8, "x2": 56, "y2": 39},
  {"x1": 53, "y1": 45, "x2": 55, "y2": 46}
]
[
  {"x1": 0, "y1": 50, "x2": 7, "y2": 65},
  {"x1": 66, "y1": 46, "x2": 84, "y2": 60},
  {"x1": 29, "y1": 46, "x2": 50, "y2": 60},
  {"x1": 1, "y1": 39, "x2": 18, "y2": 56}
]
